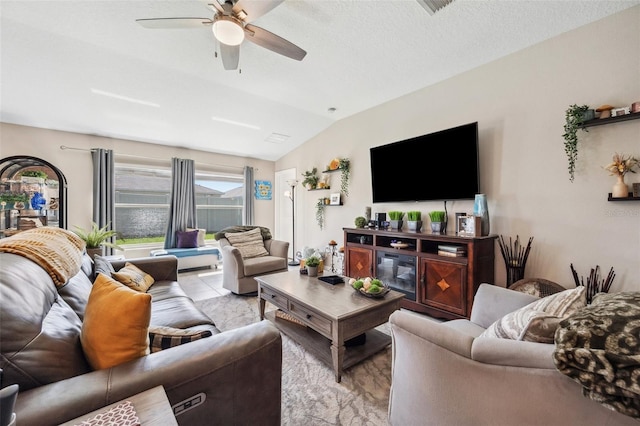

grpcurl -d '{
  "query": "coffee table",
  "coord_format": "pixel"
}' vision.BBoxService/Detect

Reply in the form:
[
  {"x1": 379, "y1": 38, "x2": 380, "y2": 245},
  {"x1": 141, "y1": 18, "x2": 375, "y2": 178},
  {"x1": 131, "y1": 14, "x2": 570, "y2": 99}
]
[{"x1": 257, "y1": 271, "x2": 404, "y2": 382}]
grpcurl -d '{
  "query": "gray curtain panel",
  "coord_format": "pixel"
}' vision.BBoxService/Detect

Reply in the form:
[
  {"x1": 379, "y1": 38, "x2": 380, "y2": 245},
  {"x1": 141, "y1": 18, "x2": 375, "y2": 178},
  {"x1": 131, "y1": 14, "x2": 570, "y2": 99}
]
[
  {"x1": 165, "y1": 158, "x2": 197, "y2": 248},
  {"x1": 243, "y1": 166, "x2": 254, "y2": 225},
  {"x1": 92, "y1": 148, "x2": 115, "y2": 255}
]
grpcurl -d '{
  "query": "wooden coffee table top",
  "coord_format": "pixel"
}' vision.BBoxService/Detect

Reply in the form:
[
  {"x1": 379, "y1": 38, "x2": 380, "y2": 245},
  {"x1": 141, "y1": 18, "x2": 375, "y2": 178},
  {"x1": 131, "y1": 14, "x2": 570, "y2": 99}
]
[{"x1": 255, "y1": 271, "x2": 404, "y2": 319}]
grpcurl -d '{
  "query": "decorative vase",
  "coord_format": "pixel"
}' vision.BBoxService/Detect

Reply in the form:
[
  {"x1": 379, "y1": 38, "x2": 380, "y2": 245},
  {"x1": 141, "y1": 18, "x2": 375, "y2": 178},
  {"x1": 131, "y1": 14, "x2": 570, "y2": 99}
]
[
  {"x1": 473, "y1": 194, "x2": 490, "y2": 236},
  {"x1": 307, "y1": 265, "x2": 318, "y2": 277},
  {"x1": 430, "y1": 222, "x2": 442, "y2": 234},
  {"x1": 407, "y1": 221, "x2": 422, "y2": 232},
  {"x1": 30, "y1": 191, "x2": 46, "y2": 210},
  {"x1": 612, "y1": 175, "x2": 629, "y2": 198},
  {"x1": 389, "y1": 220, "x2": 403, "y2": 230}
]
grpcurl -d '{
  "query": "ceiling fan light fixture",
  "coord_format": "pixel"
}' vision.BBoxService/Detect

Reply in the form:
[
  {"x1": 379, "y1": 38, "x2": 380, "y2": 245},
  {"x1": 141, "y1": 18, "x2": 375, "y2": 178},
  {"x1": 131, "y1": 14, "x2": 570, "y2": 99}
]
[{"x1": 212, "y1": 15, "x2": 245, "y2": 46}]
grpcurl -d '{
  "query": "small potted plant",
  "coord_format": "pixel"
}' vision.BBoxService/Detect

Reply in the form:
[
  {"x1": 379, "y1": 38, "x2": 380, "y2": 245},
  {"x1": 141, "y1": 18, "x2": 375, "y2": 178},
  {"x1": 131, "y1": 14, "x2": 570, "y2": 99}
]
[
  {"x1": 20, "y1": 170, "x2": 48, "y2": 184},
  {"x1": 428, "y1": 211, "x2": 446, "y2": 234},
  {"x1": 354, "y1": 216, "x2": 367, "y2": 228},
  {"x1": 406, "y1": 211, "x2": 422, "y2": 232},
  {"x1": 73, "y1": 221, "x2": 123, "y2": 259},
  {"x1": 301, "y1": 168, "x2": 320, "y2": 190},
  {"x1": 388, "y1": 211, "x2": 404, "y2": 230},
  {"x1": 0, "y1": 191, "x2": 30, "y2": 210},
  {"x1": 305, "y1": 255, "x2": 322, "y2": 277}
]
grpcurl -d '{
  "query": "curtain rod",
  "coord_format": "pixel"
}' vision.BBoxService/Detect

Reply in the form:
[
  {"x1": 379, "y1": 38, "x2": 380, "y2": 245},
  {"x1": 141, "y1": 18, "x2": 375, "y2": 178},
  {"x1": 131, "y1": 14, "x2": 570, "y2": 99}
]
[{"x1": 59, "y1": 145, "x2": 248, "y2": 171}]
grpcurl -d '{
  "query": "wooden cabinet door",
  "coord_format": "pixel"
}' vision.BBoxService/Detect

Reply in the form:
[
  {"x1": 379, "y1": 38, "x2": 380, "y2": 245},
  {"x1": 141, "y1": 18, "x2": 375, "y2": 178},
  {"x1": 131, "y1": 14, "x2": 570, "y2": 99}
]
[
  {"x1": 346, "y1": 247, "x2": 373, "y2": 278},
  {"x1": 419, "y1": 259, "x2": 467, "y2": 316}
]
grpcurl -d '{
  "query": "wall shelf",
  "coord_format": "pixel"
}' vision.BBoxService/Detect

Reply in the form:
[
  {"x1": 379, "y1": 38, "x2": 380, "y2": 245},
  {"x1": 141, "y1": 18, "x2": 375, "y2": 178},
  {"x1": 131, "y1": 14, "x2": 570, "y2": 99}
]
[
  {"x1": 608, "y1": 193, "x2": 640, "y2": 201},
  {"x1": 581, "y1": 112, "x2": 640, "y2": 129}
]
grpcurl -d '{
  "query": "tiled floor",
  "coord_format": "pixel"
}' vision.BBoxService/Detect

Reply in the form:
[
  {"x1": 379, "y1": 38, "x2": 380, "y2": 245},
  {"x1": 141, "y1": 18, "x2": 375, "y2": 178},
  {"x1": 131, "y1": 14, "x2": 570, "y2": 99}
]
[
  {"x1": 178, "y1": 265, "x2": 299, "y2": 301},
  {"x1": 177, "y1": 267, "x2": 229, "y2": 301}
]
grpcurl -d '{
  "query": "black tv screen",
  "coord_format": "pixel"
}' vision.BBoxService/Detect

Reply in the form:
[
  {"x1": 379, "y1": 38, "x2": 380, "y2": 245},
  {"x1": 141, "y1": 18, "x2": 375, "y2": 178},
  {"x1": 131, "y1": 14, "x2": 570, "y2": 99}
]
[{"x1": 370, "y1": 122, "x2": 479, "y2": 203}]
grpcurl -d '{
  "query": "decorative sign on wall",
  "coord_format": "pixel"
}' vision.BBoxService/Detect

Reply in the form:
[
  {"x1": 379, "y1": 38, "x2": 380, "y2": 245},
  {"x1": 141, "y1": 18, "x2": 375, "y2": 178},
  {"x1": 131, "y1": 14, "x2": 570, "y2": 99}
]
[{"x1": 255, "y1": 180, "x2": 272, "y2": 200}]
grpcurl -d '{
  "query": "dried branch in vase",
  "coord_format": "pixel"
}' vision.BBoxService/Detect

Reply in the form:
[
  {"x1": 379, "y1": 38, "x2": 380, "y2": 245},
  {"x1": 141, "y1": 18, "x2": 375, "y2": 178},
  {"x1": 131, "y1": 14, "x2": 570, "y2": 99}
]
[{"x1": 570, "y1": 263, "x2": 615, "y2": 304}]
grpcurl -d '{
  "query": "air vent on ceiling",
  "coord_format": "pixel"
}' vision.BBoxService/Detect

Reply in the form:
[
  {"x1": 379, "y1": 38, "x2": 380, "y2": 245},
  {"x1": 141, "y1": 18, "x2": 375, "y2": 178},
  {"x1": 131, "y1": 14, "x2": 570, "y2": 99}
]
[
  {"x1": 416, "y1": 0, "x2": 453, "y2": 15},
  {"x1": 265, "y1": 133, "x2": 290, "y2": 144}
]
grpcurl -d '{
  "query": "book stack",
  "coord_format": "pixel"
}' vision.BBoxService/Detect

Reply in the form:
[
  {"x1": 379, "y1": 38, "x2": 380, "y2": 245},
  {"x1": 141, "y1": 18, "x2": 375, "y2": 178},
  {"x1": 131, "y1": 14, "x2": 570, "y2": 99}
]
[{"x1": 437, "y1": 244, "x2": 467, "y2": 257}]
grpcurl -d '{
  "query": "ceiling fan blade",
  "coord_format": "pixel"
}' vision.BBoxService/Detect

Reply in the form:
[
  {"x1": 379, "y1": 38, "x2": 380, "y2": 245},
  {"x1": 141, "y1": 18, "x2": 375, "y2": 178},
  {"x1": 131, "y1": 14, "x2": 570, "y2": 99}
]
[
  {"x1": 205, "y1": 1, "x2": 224, "y2": 14},
  {"x1": 136, "y1": 18, "x2": 213, "y2": 29},
  {"x1": 220, "y1": 43, "x2": 240, "y2": 70},
  {"x1": 233, "y1": 0, "x2": 284, "y2": 23},
  {"x1": 244, "y1": 24, "x2": 306, "y2": 61}
]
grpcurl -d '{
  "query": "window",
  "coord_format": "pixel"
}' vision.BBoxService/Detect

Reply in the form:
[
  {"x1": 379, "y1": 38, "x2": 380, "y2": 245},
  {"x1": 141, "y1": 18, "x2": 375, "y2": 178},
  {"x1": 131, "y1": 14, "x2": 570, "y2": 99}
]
[{"x1": 114, "y1": 165, "x2": 243, "y2": 244}]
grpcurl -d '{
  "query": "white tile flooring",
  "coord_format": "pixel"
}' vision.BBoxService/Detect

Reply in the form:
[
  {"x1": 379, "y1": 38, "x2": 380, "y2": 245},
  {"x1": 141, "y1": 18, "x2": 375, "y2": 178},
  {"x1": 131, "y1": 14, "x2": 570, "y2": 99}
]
[{"x1": 177, "y1": 267, "x2": 230, "y2": 301}]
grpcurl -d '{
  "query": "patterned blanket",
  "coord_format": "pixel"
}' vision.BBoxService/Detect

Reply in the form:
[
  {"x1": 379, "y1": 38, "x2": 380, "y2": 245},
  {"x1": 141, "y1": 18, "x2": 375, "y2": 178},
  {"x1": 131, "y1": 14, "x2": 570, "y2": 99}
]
[
  {"x1": 553, "y1": 292, "x2": 640, "y2": 419},
  {"x1": 0, "y1": 227, "x2": 85, "y2": 288},
  {"x1": 214, "y1": 225, "x2": 272, "y2": 241}
]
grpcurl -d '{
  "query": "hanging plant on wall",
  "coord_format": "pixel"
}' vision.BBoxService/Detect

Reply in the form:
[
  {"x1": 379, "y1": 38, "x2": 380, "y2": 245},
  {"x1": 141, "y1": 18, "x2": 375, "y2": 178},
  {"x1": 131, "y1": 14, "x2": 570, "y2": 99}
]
[
  {"x1": 315, "y1": 198, "x2": 326, "y2": 229},
  {"x1": 338, "y1": 158, "x2": 350, "y2": 196},
  {"x1": 563, "y1": 104, "x2": 590, "y2": 182}
]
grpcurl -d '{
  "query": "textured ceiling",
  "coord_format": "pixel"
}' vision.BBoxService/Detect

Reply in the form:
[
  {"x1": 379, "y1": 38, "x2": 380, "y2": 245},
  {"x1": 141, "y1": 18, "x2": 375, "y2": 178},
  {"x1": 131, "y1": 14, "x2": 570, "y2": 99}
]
[{"x1": 1, "y1": 0, "x2": 638, "y2": 161}]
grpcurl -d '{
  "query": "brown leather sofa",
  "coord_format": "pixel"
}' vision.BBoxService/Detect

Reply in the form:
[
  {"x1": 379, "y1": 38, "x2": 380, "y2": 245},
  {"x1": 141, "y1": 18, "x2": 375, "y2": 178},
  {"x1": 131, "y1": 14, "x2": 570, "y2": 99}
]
[{"x1": 0, "y1": 250, "x2": 282, "y2": 425}]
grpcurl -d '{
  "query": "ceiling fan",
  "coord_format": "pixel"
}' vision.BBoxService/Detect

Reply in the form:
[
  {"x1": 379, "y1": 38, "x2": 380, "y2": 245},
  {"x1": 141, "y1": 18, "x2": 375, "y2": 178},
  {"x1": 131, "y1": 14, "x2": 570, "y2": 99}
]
[{"x1": 136, "y1": 0, "x2": 306, "y2": 70}]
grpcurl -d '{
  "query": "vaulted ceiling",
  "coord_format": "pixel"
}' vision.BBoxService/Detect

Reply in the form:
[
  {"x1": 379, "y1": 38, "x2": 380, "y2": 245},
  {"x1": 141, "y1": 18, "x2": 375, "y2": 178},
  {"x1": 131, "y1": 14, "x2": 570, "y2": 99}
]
[{"x1": 1, "y1": 0, "x2": 638, "y2": 161}]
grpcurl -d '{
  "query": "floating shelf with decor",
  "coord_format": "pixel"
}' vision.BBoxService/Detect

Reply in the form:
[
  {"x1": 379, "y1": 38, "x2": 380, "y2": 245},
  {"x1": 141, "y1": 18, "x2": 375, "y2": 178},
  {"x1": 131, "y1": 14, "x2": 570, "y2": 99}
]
[
  {"x1": 323, "y1": 158, "x2": 350, "y2": 196},
  {"x1": 608, "y1": 193, "x2": 640, "y2": 201},
  {"x1": 581, "y1": 112, "x2": 640, "y2": 129}
]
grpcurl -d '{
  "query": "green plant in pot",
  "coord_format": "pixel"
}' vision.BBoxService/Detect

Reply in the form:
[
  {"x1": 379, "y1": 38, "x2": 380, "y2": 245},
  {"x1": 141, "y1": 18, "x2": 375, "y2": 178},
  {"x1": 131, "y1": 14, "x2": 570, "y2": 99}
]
[
  {"x1": 0, "y1": 191, "x2": 30, "y2": 209},
  {"x1": 301, "y1": 168, "x2": 319, "y2": 190},
  {"x1": 354, "y1": 216, "x2": 367, "y2": 228},
  {"x1": 428, "y1": 211, "x2": 446, "y2": 234},
  {"x1": 388, "y1": 211, "x2": 404, "y2": 230},
  {"x1": 305, "y1": 255, "x2": 322, "y2": 277},
  {"x1": 407, "y1": 211, "x2": 422, "y2": 232},
  {"x1": 73, "y1": 221, "x2": 123, "y2": 258},
  {"x1": 563, "y1": 104, "x2": 590, "y2": 182}
]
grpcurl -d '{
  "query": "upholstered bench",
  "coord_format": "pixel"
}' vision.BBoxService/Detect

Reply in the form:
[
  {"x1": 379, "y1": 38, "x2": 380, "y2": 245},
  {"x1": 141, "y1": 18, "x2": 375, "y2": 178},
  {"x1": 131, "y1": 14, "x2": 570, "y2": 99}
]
[{"x1": 150, "y1": 246, "x2": 220, "y2": 271}]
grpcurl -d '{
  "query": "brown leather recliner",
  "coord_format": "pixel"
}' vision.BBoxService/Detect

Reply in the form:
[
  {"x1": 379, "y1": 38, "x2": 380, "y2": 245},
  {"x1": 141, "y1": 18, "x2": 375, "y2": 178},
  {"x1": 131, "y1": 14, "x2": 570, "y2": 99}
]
[{"x1": 0, "y1": 249, "x2": 282, "y2": 425}]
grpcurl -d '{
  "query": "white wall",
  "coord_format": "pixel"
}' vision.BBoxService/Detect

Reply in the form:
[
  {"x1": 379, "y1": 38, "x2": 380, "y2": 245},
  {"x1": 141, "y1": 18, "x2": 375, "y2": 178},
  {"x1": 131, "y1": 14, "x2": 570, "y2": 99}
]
[
  {"x1": 275, "y1": 6, "x2": 640, "y2": 291},
  {"x1": 0, "y1": 123, "x2": 276, "y2": 237}
]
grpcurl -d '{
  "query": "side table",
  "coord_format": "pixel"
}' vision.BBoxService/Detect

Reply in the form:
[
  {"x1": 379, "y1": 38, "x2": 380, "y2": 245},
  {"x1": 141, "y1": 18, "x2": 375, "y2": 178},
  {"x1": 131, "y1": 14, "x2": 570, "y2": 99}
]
[{"x1": 59, "y1": 386, "x2": 177, "y2": 425}]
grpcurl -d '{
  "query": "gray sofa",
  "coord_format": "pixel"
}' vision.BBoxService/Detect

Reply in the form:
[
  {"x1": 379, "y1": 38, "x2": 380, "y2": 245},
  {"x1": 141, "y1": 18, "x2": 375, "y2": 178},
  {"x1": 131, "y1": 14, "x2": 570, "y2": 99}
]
[
  {"x1": 1, "y1": 245, "x2": 282, "y2": 425},
  {"x1": 388, "y1": 284, "x2": 637, "y2": 426}
]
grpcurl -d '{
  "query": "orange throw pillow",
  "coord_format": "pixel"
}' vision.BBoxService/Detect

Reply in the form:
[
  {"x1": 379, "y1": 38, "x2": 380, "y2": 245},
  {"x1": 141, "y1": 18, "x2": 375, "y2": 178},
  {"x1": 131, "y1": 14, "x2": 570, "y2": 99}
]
[{"x1": 81, "y1": 274, "x2": 151, "y2": 370}]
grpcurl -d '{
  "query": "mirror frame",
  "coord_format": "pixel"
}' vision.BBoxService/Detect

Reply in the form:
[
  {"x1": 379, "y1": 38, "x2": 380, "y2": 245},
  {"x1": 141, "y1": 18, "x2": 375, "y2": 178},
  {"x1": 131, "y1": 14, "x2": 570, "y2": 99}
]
[{"x1": 0, "y1": 155, "x2": 68, "y2": 229}]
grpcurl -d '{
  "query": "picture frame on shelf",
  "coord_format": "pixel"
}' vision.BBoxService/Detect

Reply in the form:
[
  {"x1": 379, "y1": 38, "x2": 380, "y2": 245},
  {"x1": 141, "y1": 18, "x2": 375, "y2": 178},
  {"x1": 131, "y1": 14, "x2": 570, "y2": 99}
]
[
  {"x1": 457, "y1": 215, "x2": 481, "y2": 237},
  {"x1": 633, "y1": 183, "x2": 640, "y2": 197},
  {"x1": 329, "y1": 193, "x2": 341, "y2": 205}
]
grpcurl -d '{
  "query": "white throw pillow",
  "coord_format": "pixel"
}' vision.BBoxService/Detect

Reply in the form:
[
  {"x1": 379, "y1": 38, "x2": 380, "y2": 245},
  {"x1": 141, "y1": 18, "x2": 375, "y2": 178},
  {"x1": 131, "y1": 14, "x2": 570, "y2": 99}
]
[{"x1": 480, "y1": 286, "x2": 586, "y2": 343}]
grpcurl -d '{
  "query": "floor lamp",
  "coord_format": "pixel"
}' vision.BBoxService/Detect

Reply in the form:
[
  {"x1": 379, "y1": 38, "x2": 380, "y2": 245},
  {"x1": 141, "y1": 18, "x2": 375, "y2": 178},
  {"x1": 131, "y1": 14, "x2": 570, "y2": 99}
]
[{"x1": 285, "y1": 179, "x2": 299, "y2": 266}]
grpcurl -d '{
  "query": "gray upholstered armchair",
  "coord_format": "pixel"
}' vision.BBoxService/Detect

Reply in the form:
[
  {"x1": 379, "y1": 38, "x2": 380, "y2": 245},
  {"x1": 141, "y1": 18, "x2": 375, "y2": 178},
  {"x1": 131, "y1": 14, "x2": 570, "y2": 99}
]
[{"x1": 216, "y1": 226, "x2": 289, "y2": 295}]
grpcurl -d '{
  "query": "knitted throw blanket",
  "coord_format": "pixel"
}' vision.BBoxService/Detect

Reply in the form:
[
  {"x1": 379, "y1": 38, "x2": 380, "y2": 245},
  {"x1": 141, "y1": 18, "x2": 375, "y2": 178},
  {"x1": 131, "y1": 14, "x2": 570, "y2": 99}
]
[
  {"x1": 0, "y1": 227, "x2": 85, "y2": 288},
  {"x1": 553, "y1": 291, "x2": 640, "y2": 420},
  {"x1": 214, "y1": 225, "x2": 272, "y2": 241}
]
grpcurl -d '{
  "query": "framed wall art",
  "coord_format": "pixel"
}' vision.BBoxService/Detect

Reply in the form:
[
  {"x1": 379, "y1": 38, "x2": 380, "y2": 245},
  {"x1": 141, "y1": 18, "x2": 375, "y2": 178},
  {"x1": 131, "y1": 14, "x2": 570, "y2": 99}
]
[
  {"x1": 329, "y1": 193, "x2": 341, "y2": 205},
  {"x1": 457, "y1": 215, "x2": 481, "y2": 237},
  {"x1": 254, "y1": 180, "x2": 272, "y2": 200}
]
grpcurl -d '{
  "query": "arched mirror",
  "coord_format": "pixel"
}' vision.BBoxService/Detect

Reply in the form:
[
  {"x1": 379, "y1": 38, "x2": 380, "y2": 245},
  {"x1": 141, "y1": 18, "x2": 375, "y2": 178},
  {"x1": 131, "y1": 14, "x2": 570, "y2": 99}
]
[{"x1": 0, "y1": 156, "x2": 67, "y2": 237}]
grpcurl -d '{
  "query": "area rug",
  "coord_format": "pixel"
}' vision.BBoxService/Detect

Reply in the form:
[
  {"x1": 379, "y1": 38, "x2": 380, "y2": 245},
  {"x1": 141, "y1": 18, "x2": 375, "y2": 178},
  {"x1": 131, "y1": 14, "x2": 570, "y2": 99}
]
[{"x1": 194, "y1": 295, "x2": 391, "y2": 426}]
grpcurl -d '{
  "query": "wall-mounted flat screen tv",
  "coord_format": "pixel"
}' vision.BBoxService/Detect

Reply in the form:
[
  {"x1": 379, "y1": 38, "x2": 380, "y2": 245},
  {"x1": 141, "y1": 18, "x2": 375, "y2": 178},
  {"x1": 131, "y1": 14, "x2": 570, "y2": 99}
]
[{"x1": 370, "y1": 122, "x2": 479, "y2": 203}]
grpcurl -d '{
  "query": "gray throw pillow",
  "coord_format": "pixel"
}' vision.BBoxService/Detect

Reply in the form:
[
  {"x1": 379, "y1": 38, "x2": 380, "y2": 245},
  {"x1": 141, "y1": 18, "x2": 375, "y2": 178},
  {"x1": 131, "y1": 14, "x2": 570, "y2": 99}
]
[{"x1": 93, "y1": 255, "x2": 115, "y2": 279}]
